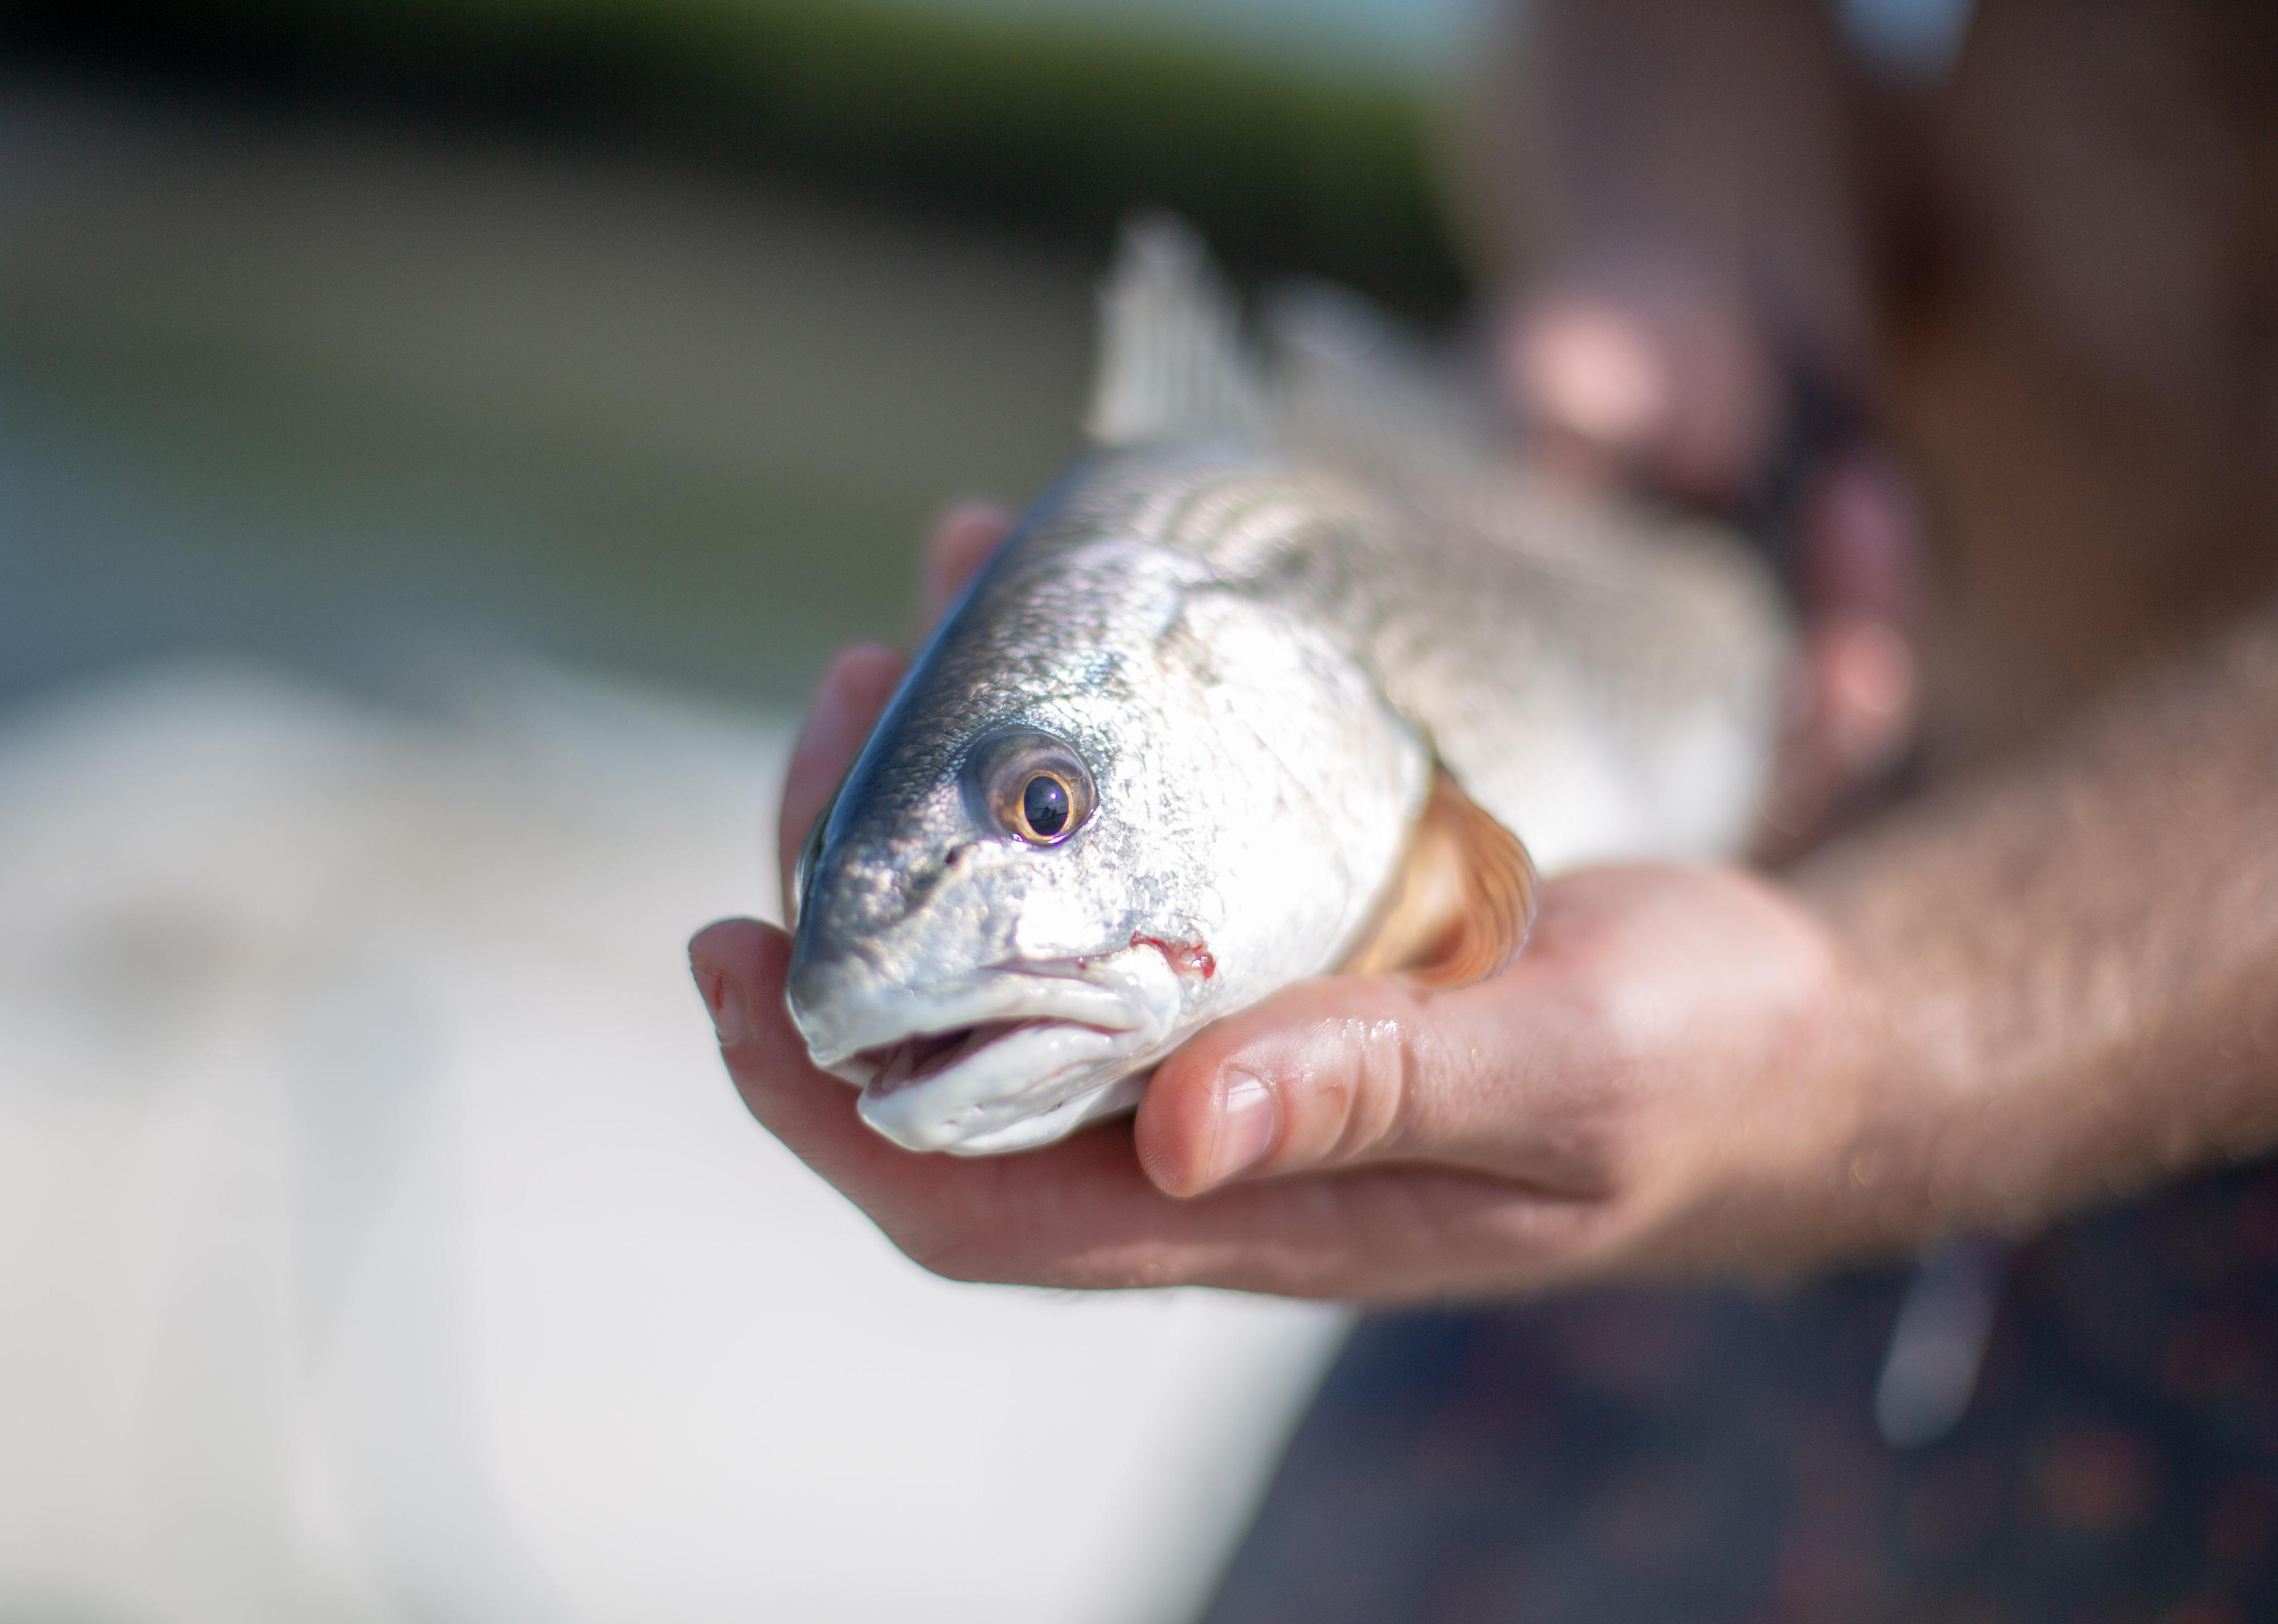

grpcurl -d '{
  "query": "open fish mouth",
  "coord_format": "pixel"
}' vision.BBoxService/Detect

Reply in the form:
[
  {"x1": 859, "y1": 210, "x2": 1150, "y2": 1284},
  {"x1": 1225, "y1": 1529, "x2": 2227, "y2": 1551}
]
[
  {"x1": 856, "y1": 1019, "x2": 1042, "y2": 1095},
  {"x1": 793, "y1": 950, "x2": 1188, "y2": 1156},
  {"x1": 845, "y1": 1015, "x2": 1147, "y2": 1154}
]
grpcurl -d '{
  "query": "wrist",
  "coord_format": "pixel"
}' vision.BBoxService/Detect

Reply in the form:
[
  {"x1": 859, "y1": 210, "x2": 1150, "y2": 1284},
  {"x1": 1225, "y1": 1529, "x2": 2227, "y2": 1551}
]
[{"x1": 1780, "y1": 882, "x2": 1958, "y2": 1268}]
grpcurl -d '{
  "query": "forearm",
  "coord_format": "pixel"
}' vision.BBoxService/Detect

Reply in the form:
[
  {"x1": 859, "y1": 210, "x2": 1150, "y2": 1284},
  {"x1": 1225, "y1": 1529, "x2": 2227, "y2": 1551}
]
[{"x1": 1796, "y1": 602, "x2": 2278, "y2": 1248}]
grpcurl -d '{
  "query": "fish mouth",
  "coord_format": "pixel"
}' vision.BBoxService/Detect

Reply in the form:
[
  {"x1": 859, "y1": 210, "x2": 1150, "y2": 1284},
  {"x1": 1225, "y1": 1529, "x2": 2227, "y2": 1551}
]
[
  {"x1": 846, "y1": 1015, "x2": 1145, "y2": 1154},
  {"x1": 854, "y1": 1019, "x2": 1063, "y2": 1095},
  {"x1": 793, "y1": 951, "x2": 1187, "y2": 1156}
]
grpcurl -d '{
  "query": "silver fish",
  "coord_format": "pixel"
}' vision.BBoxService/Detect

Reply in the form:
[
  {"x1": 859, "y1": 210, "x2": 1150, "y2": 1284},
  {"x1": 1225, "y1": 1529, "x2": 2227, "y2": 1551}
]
[{"x1": 787, "y1": 219, "x2": 1791, "y2": 1156}]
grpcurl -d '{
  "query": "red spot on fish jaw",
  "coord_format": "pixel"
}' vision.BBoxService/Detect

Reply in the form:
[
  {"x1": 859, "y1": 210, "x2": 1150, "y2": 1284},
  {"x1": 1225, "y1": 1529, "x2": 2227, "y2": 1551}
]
[{"x1": 1131, "y1": 932, "x2": 1216, "y2": 980}]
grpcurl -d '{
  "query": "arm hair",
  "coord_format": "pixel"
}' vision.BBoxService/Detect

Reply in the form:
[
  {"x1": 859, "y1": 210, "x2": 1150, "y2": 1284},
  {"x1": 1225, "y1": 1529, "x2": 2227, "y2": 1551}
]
[{"x1": 1798, "y1": 602, "x2": 2278, "y2": 1242}]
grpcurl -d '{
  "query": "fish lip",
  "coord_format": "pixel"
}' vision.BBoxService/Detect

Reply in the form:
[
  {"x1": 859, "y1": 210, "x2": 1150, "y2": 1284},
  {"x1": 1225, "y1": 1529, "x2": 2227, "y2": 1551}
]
[
  {"x1": 793, "y1": 959, "x2": 1148, "y2": 1073},
  {"x1": 854, "y1": 1018, "x2": 1147, "y2": 1153}
]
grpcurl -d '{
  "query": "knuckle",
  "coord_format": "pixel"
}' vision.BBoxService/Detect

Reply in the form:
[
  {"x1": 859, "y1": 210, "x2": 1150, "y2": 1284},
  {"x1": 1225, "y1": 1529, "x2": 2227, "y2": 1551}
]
[
  {"x1": 1545, "y1": 961, "x2": 1626, "y2": 1034},
  {"x1": 1307, "y1": 1013, "x2": 1417, "y2": 1165}
]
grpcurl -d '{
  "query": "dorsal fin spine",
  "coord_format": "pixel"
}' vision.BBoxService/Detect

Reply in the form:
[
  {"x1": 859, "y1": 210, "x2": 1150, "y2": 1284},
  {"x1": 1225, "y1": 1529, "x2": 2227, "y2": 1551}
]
[{"x1": 1086, "y1": 213, "x2": 1266, "y2": 446}]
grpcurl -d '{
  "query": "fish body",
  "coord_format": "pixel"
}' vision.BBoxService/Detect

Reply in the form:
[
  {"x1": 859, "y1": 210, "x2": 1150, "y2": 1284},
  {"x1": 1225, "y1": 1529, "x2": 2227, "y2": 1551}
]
[{"x1": 788, "y1": 223, "x2": 1791, "y2": 1156}]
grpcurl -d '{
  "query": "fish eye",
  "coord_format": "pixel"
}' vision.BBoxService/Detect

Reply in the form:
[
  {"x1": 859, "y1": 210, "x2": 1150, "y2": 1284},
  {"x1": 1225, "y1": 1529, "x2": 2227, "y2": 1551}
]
[{"x1": 968, "y1": 728, "x2": 1095, "y2": 846}]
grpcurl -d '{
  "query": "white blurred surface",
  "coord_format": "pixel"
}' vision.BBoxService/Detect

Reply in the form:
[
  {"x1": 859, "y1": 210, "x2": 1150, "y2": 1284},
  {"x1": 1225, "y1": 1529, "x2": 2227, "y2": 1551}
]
[{"x1": 0, "y1": 660, "x2": 1345, "y2": 1624}]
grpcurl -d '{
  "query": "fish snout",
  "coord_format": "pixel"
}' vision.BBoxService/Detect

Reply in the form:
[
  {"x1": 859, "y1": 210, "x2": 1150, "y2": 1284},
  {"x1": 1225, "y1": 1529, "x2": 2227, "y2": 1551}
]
[
  {"x1": 785, "y1": 851, "x2": 961, "y2": 1063},
  {"x1": 783, "y1": 933, "x2": 906, "y2": 1074}
]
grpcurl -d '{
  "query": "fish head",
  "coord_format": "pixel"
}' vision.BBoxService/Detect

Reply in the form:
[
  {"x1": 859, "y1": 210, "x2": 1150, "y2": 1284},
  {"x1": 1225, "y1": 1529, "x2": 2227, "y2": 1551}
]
[{"x1": 786, "y1": 532, "x2": 1427, "y2": 1156}]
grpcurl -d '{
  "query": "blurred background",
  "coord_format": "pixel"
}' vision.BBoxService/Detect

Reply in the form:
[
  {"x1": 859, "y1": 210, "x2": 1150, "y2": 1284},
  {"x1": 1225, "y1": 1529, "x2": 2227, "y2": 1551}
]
[
  {"x1": 2, "y1": 0, "x2": 1476, "y2": 705},
  {"x1": 0, "y1": 1, "x2": 1486, "y2": 1619}
]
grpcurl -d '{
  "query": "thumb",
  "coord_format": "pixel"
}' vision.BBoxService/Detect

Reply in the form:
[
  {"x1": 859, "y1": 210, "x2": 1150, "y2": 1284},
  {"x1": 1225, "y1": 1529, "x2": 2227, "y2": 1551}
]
[
  {"x1": 1134, "y1": 974, "x2": 1545, "y2": 1198},
  {"x1": 916, "y1": 501, "x2": 1014, "y2": 635}
]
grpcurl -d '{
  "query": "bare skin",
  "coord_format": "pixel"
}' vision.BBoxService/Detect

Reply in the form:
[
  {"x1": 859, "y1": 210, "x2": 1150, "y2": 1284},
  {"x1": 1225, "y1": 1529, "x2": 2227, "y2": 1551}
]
[{"x1": 691, "y1": 0, "x2": 2278, "y2": 1304}]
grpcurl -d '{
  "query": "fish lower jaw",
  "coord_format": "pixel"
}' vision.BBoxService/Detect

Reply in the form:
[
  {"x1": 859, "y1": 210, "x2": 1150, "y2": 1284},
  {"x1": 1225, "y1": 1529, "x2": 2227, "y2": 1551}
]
[
  {"x1": 932, "y1": 1068, "x2": 1151, "y2": 1156},
  {"x1": 844, "y1": 1018, "x2": 1160, "y2": 1154}
]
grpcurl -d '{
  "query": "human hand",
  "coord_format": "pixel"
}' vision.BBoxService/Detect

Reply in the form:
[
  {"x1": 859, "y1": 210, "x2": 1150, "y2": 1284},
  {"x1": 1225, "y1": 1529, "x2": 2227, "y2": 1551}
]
[
  {"x1": 694, "y1": 861, "x2": 1896, "y2": 1301},
  {"x1": 692, "y1": 508, "x2": 1907, "y2": 1301}
]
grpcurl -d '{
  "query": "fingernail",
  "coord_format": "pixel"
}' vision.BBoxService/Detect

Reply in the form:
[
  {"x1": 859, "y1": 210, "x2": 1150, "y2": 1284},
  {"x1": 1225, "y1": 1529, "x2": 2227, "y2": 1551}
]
[
  {"x1": 694, "y1": 962, "x2": 746, "y2": 1046},
  {"x1": 1205, "y1": 1070, "x2": 1280, "y2": 1186}
]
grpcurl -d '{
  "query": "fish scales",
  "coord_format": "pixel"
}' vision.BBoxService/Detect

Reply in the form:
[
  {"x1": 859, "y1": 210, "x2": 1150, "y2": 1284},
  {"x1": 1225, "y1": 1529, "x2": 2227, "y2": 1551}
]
[{"x1": 1056, "y1": 439, "x2": 1783, "y2": 873}]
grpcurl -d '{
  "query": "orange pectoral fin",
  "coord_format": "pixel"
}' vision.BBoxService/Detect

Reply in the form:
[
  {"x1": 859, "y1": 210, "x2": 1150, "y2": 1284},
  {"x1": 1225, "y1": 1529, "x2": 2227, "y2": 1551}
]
[{"x1": 1340, "y1": 769, "x2": 1538, "y2": 989}]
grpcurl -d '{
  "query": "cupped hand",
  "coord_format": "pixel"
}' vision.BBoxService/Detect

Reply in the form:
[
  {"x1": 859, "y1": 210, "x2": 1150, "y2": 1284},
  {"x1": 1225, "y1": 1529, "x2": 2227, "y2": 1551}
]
[
  {"x1": 694, "y1": 864, "x2": 1894, "y2": 1301},
  {"x1": 691, "y1": 506, "x2": 1906, "y2": 1303}
]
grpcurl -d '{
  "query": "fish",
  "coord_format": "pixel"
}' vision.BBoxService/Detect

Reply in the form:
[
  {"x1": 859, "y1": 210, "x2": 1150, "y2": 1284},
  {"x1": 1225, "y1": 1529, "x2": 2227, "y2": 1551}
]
[{"x1": 785, "y1": 218, "x2": 1793, "y2": 1156}]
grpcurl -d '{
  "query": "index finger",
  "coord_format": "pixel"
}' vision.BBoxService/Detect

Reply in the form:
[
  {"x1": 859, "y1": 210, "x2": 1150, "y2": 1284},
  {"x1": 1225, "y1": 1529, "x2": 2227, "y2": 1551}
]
[
  {"x1": 916, "y1": 501, "x2": 1014, "y2": 634},
  {"x1": 777, "y1": 504, "x2": 1016, "y2": 903},
  {"x1": 776, "y1": 644, "x2": 905, "y2": 905}
]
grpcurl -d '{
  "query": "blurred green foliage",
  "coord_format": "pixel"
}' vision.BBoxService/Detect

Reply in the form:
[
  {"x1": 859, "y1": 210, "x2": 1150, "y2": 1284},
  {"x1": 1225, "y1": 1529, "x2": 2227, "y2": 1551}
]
[{"x1": 5, "y1": 0, "x2": 1470, "y2": 317}]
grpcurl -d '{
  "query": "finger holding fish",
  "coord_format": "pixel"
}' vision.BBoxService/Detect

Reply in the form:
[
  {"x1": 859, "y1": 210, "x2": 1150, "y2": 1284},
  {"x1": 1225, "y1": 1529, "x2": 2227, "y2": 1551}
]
[
  {"x1": 1135, "y1": 863, "x2": 1873, "y2": 1218},
  {"x1": 776, "y1": 504, "x2": 1012, "y2": 904},
  {"x1": 777, "y1": 643, "x2": 905, "y2": 904},
  {"x1": 917, "y1": 501, "x2": 1017, "y2": 633}
]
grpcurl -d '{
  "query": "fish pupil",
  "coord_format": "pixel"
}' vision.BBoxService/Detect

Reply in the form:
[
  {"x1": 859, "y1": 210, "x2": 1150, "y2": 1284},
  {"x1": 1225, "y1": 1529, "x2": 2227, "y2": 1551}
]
[{"x1": 1022, "y1": 774, "x2": 1070, "y2": 838}]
